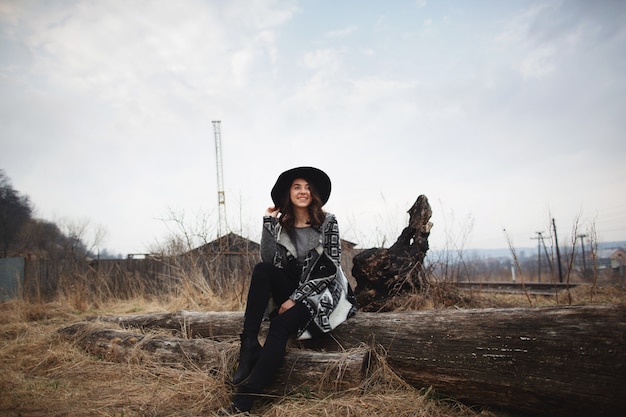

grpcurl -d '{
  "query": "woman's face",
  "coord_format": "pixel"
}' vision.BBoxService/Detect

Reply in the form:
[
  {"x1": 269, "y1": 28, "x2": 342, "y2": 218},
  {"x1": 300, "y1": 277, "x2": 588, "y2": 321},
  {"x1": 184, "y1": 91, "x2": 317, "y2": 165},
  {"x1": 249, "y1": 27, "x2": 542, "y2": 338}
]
[{"x1": 289, "y1": 178, "x2": 312, "y2": 209}]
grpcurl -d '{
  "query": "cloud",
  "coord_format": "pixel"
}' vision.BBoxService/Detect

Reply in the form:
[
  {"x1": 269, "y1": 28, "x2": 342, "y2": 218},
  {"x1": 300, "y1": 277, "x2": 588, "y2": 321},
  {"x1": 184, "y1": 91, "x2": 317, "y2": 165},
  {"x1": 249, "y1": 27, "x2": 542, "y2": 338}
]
[
  {"x1": 326, "y1": 25, "x2": 358, "y2": 38},
  {"x1": 1, "y1": 0, "x2": 624, "y2": 253},
  {"x1": 495, "y1": 1, "x2": 626, "y2": 81},
  {"x1": 299, "y1": 48, "x2": 343, "y2": 71},
  {"x1": 518, "y1": 46, "x2": 555, "y2": 79}
]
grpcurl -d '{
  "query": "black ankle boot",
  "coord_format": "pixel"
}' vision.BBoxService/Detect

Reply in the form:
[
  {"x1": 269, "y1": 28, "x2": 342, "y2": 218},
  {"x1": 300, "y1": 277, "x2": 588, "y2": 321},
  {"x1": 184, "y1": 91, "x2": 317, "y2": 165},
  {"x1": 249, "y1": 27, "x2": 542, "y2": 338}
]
[{"x1": 232, "y1": 335, "x2": 261, "y2": 386}]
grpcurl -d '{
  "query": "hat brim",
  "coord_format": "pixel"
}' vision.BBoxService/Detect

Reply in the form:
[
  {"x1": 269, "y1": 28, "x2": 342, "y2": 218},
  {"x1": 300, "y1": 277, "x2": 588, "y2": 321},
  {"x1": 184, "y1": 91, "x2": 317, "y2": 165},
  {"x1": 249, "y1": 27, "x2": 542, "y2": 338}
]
[{"x1": 271, "y1": 167, "x2": 331, "y2": 207}]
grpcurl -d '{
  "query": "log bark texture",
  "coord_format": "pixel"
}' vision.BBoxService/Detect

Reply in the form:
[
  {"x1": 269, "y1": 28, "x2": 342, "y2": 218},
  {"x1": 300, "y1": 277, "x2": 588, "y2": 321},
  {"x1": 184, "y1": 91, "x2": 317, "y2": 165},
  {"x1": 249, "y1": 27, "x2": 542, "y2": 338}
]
[
  {"x1": 352, "y1": 195, "x2": 433, "y2": 311},
  {"x1": 90, "y1": 305, "x2": 626, "y2": 417},
  {"x1": 315, "y1": 305, "x2": 626, "y2": 417},
  {"x1": 58, "y1": 322, "x2": 368, "y2": 395},
  {"x1": 94, "y1": 310, "x2": 246, "y2": 340}
]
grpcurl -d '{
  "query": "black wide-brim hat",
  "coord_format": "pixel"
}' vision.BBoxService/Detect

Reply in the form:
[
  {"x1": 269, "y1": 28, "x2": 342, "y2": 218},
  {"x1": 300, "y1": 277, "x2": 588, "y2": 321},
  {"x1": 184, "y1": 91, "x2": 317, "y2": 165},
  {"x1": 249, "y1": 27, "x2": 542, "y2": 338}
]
[{"x1": 271, "y1": 166, "x2": 331, "y2": 207}]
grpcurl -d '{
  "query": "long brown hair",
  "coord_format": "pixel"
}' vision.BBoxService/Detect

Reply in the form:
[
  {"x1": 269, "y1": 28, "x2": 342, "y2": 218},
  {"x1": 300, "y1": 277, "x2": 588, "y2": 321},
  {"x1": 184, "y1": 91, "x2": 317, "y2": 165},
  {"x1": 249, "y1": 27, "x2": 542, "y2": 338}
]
[{"x1": 278, "y1": 180, "x2": 326, "y2": 229}]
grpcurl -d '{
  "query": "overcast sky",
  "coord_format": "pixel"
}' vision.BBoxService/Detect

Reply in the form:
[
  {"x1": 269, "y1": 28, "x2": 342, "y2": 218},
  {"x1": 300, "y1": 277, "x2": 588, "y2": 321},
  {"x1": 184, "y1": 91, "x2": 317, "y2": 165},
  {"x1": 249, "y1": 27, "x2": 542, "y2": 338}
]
[{"x1": 1, "y1": 0, "x2": 625, "y2": 256}]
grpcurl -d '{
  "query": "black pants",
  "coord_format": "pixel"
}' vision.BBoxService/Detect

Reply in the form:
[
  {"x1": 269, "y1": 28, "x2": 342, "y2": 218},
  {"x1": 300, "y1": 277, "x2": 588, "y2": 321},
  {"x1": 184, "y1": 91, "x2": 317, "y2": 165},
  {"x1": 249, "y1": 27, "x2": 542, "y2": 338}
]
[{"x1": 234, "y1": 262, "x2": 312, "y2": 411}]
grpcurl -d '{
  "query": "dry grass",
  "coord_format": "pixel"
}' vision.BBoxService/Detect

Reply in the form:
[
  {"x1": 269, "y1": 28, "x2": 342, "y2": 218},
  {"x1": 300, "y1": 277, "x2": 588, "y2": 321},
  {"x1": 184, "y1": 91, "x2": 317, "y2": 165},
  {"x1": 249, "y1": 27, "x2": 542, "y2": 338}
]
[
  {"x1": 0, "y1": 296, "x2": 513, "y2": 417},
  {"x1": 262, "y1": 390, "x2": 501, "y2": 417},
  {"x1": 0, "y1": 299, "x2": 229, "y2": 417},
  {"x1": 2, "y1": 282, "x2": 624, "y2": 417},
  {"x1": 382, "y1": 283, "x2": 626, "y2": 311}
]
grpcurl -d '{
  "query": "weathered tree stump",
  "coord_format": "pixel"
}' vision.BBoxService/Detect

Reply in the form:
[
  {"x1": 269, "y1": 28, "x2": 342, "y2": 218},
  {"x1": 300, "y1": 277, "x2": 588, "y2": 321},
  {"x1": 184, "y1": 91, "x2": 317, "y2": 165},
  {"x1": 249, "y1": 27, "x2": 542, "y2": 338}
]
[
  {"x1": 84, "y1": 305, "x2": 626, "y2": 417},
  {"x1": 352, "y1": 195, "x2": 433, "y2": 311}
]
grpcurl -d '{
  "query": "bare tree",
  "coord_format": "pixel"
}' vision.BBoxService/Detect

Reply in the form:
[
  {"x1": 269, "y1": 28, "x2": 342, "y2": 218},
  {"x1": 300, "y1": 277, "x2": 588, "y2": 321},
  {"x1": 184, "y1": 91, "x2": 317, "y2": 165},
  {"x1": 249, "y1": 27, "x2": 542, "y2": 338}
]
[
  {"x1": 153, "y1": 208, "x2": 215, "y2": 256},
  {"x1": 430, "y1": 206, "x2": 475, "y2": 284},
  {"x1": 504, "y1": 229, "x2": 533, "y2": 306},
  {"x1": 586, "y1": 219, "x2": 600, "y2": 302},
  {"x1": 56, "y1": 218, "x2": 107, "y2": 261}
]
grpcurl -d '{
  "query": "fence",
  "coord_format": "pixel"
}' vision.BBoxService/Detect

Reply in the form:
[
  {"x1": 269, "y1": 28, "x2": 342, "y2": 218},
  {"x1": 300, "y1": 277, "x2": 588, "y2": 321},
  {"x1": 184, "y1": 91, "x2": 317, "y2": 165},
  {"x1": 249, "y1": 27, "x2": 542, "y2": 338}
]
[
  {"x1": 0, "y1": 250, "x2": 260, "y2": 301},
  {"x1": 0, "y1": 257, "x2": 24, "y2": 301},
  {"x1": 1, "y1": 238, "x2": 359, "y2": 301}
]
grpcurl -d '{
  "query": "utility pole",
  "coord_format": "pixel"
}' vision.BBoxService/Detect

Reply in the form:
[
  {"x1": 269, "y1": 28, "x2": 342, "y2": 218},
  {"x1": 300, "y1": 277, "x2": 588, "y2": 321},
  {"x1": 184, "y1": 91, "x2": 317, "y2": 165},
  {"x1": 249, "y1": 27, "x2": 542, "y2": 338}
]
[
  {"x1": 552, "y1": 218, "x2": 564, "y2": 283},
  {"x1": 540, "y1": 233, "x2": 555, "y2": 282},
  {"x1": 578, "y1": 234, "x2": 588, "y2": 278},
  {"x1": 212, "y1": 121, "x2": 228, "y2": 238},
  {"x1": 531, "y1": 232, "x2": 544, "y2": 282}
]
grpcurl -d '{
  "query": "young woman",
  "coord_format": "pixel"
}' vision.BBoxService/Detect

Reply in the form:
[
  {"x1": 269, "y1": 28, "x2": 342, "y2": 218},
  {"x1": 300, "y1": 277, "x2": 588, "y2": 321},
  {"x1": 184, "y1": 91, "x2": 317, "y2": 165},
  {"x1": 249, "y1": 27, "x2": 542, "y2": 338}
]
[{"x1": 219, "y1": 166, "x2": 357, "y2": 415}]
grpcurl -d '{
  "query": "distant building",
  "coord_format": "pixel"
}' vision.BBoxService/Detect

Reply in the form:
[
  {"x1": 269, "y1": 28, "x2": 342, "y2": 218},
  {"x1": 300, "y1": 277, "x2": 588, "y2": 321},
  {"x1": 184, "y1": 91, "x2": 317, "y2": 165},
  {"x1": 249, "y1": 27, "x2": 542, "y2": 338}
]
[
  {"x1": 188, "y1": 233, "x2": 261, "y2": 257},
  {"x1": 596, "y1": 248, "x2": 626, "y2": 272},
  {"x1": 608, "y1": 248, "x2": 626, "y2": 271},
  {"x1": 185, "y1": 233, "x2": 359, "y2": 286}
]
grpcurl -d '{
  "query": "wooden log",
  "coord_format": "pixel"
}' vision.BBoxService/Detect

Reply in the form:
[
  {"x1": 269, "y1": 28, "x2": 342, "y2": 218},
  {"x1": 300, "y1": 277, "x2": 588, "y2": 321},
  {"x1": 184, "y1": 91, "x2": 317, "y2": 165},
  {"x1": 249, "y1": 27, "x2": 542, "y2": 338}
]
[
  {"x1": 58, "y1": 322, "x2": 367, "y2": 395},
  {"x1": 314, "y1": 305, "x2": 626, "y2": 417},
  {"x1": 58, "y1": 322, "x2": 236, "y2": 371},
  {"x1": 92, "y1": 310, "x2": 245, "y2": 340},
  {"x1": 92, "y1": 305, "x2": 626, "y2": 417}
]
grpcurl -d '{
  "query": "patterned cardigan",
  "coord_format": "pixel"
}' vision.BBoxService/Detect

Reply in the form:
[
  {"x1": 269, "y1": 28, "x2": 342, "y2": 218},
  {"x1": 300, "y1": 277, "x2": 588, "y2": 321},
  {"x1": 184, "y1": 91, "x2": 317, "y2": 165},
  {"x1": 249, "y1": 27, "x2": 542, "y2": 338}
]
[{"x1": 261, "y1": 212, "x2": 357, "y2": 339}]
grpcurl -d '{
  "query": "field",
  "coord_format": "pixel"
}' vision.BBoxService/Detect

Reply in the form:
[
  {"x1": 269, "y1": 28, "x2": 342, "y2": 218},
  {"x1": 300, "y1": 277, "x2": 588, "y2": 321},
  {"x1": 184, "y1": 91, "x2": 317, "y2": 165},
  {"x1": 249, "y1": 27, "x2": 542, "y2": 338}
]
[{"x1": 1, "y1": 284, "x2": 625, "y2": 417}]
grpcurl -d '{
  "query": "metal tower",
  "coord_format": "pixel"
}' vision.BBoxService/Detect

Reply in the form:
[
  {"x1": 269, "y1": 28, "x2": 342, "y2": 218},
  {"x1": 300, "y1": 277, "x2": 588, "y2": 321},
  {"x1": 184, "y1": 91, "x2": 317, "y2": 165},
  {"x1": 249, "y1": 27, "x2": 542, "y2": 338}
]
[{"x1": 212, "y1": 120, "x2": 228, "y2": 237}]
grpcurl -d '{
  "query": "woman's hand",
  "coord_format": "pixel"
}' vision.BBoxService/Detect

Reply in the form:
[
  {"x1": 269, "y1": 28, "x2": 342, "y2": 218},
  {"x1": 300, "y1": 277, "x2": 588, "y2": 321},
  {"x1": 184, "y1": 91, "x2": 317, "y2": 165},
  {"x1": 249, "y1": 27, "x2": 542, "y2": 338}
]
[
  {"x1": 265, "y1": 206, "x2": 280, "y2": 217},
  {"x1": 279, "y1": 299, "x2": 296, "y2": 314}
]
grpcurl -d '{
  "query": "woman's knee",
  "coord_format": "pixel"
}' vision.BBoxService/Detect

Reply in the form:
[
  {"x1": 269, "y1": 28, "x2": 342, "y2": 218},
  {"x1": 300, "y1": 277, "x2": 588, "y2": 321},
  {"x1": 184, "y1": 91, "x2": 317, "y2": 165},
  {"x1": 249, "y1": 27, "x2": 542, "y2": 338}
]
[
  {"x1": 268, "y1": 303, "x2": 310, "y2": 336},
  {"x1": 250, "y1": 262, "x2": 275, "y2": 282},
  {"x1": 252, "y1": 261, "x2": 276, "y2": 277}
]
